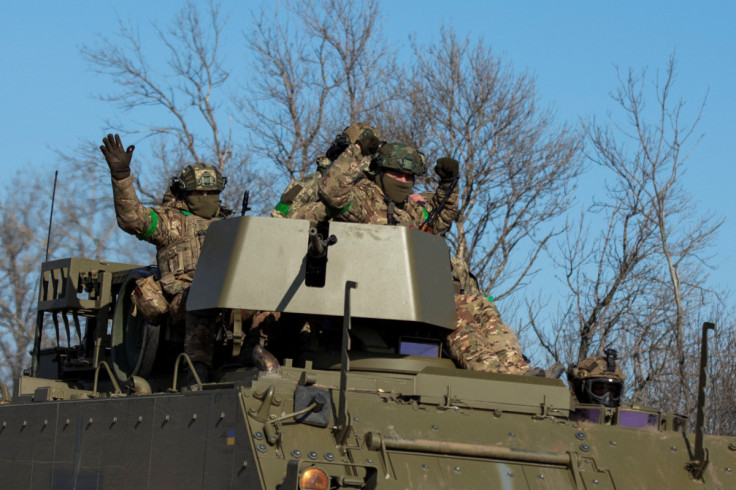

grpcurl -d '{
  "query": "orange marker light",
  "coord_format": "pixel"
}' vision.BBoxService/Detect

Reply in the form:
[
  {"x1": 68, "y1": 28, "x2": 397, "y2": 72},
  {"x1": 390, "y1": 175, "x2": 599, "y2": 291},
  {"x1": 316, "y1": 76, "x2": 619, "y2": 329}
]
[{"x1": 299, "y1": 467, "x2": 329, "y2": 490}]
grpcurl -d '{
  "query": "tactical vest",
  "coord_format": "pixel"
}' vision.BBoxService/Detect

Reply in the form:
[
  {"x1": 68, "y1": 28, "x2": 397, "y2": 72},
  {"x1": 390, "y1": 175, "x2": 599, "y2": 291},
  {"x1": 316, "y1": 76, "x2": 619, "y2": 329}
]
[{"x1": 156, "y1": 210, "x2": 215, "y2": 280}]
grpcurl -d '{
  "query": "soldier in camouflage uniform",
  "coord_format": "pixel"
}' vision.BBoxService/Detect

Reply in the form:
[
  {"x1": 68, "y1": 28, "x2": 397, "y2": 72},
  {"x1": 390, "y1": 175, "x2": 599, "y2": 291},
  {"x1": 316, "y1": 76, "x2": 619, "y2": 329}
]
[
  {"x1": 316, "y1": 141, "x2": 527, "y2": 373},
  {"x1": 448, "y1": 294, "x2": 530, "y2": 374},
  {"x1": 100, "y1": 134, "x2": 229, "y2": 384},
  {"x1": 567, "y1": 349, "x2": 625, "y2": 407},
  {"x1": 317, "y1": 141, "x2": 459, "y2": 233},
  {"x1": 448, "y1": 256, "x2": 530, "y2": 374},
  {"x1": 271, "y1": 155, "x2": 331, "y2": 218},
  {"x1": 272, "y1": 122, "x2": 382, "y2": 218}
]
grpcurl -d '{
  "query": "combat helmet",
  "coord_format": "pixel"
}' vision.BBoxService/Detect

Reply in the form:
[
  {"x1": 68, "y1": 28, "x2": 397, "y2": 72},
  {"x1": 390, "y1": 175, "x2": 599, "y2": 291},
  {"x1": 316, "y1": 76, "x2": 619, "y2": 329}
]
[
  {"x1": 567, "y1": 348, "x2": 624, "y2": 407},
  {"x1": 171, "y1": 163, "x2": 227, "y2": 195},
  {"x1": 372, "y1": 143, "x2": 427, "y2": 177}
]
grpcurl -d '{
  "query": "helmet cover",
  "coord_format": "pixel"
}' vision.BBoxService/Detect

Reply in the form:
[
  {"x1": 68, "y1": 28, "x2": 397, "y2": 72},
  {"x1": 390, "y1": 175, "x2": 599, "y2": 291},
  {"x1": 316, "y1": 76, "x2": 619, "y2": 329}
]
[
  {"x1": 373, "y1": 143, "x2": 427, "y2": 176},
  {"x1": 173, "y1": 163, "x2": 227, "y2": 193}
]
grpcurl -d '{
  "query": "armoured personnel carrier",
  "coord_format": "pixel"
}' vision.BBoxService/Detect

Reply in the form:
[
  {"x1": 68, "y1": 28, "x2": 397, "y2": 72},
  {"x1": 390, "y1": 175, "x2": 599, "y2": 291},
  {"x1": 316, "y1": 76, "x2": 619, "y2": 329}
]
[{"x1": 0, "y1": 216, "x2": 734, "y2": 488}]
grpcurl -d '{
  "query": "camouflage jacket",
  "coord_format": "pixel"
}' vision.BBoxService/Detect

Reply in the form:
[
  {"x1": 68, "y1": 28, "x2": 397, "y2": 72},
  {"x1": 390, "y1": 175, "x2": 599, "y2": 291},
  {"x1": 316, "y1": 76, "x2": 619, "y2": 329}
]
[
  {"x1": 111, "y1": 175, "x2": 224, "y2": 294},
  {"x1": 271, "y1": 170, "x2": 323, "y2": 218},
  {"x1": 317, "y1": 144, "x2": 458, "y2": 234}
]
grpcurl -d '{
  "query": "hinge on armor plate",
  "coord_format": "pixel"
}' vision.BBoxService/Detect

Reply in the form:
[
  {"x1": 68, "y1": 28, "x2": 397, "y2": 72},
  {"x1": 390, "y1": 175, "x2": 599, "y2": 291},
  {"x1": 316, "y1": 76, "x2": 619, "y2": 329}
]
[{"x1": 439, "y1": 385, "x2": 460, "y2": 410}]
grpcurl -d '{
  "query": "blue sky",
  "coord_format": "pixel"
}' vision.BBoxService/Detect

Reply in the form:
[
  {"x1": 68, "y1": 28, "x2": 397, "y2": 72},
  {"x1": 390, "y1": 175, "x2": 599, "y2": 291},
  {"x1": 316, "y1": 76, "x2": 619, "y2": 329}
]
[{"x1": 1, "y1": 1, "x2": 735, "y2": 294}]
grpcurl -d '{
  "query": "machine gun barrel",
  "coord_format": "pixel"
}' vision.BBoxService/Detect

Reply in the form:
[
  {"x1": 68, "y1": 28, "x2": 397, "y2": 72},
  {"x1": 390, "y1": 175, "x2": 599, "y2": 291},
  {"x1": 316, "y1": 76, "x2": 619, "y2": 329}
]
[{"x1": 308, "y1": 227, "x2": 337, "y2": 257}]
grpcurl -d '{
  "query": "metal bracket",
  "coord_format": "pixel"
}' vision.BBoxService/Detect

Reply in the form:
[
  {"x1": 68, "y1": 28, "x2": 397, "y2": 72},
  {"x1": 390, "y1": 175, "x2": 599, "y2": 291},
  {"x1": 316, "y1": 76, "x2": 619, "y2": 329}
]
[
  {"x1": 92, "y1": 361, "x2": 122, "y2": 396},
  {"x1": 249, "y1": 385, "x2": 278, "y2": 423}
]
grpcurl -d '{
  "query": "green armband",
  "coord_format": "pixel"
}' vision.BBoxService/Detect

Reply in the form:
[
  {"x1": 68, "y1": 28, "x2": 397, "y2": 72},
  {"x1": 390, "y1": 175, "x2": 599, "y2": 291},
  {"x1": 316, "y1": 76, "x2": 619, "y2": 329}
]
[
  {"x1": 326, "y1": 201, "x2": 351, "y2": 217},
  {"x1": 422, "y1": 207, "x2": 429, "y2": 221},
  {"x1": 137, "y1": 209, "x2": 159, "y2": 240},
  {"x1": 274, "y1": 202, "x2": 291, "y2": 217}
]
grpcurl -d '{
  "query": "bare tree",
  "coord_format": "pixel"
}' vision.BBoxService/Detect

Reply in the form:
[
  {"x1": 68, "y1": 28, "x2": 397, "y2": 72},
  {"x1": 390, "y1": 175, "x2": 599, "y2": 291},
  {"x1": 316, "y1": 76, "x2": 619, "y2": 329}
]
[
  {"x1": 241, "y1": 0, "x2": 394, "y2": 186},
  {"x1": 81, "y1": 0, "x2": 260, "y2": 212},
  {"x1": 539, "y1": 56, "x2": 724, "y2": 423},
  {"x1": 0, "y1": 174, "x2": 54, "y2": 384},
  {"x1": 390, "y1": 27, "x2": 583, "y2": 303},
  {"x1": 706, "y1": 306, "x2": 736, "y2": 435}
]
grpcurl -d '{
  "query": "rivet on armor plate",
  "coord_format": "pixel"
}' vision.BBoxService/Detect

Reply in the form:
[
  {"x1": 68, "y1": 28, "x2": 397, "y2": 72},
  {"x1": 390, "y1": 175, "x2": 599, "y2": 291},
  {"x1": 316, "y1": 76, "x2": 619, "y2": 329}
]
[
  {"x1": 538, "y1": 474, "x2": 545, "y2": 480},
  {"x1": 575, "y1": 431, "x2": 586, "y2": 440},
  {"x1": 220, "y1": 412, "x2": 226, "y2": 419},
  {"x1": 137, "y1": 416, "x2": 143, "y2": 422},
  {"x1": 291, "y1": 449, "x2": 302, "y2": 458},
  {"x1": 308, "y1": 451, "x2": 318, "y2": 460},
  {"x1": 353, "y1": 417, "x2": 359, "y2": 423},
  {"x1": 88, "y1": 418, "x2": 93, "y2": 425},
  {"x1": 507, "y1": 472, "x2": 514, "y2": 477},
  {"x1": 44, "y1": 420, "x2": 48, "y2": 426},
  {"x1": 422, "y1": 464, "x2": 429, "y2": 471},
  {"x1": 366, "y1": 458, "x2": 373, "y2": 464},
  {"x1": 670, "y1": 446, "x2": 677, "y2": 452},
  {"x1": 257, "y1": 444, "x2": 268, "y2": 453},
  {"x1": 725, "y1": 467, "x2": 732, "y2": 473},
  {"x1": 324, "y1": 453, "x2": 335, "y2": 462},
  {"x1": 609, "y1": 441, "x2": 616, "y2": 446},
  {"x1": 507, "y1": 432, "x2": 515, "y2": 438},
  {"x1": 454, "y1": 466, "x2": 461, "y2": 472},
  {"x1": 112, "y1": 417, "x2": 118, "y2": 424},
  {"x1": 579, "y1": 444, "x2": 590, "y2": 452},
  {"x1": 22, "y1": 421, "x2": 27, "y2": 427},
  {"x1": 65, "y1": 419, "x2": 70, "y2": 425},
  {"x1": 431, "y1": 425, "x2": 439, "y2": 431},
  {"x1": 192, "y1": 413, "x2": 198, "y2": 420},
  {"x1": 164, "y1": 415, "x2": 170, "y2": 422},
  {"x1": 593, "y1": 479, "x2": 599, "y2": 485},
  {"x1": 254, "y1": 431, "x2": 264, "y2": 440}
]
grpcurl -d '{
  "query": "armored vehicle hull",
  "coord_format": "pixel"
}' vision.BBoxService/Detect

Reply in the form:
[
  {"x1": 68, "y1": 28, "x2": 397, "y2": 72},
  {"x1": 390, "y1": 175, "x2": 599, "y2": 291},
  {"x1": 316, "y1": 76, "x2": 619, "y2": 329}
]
[{"x1": 1, "y1": 217, "x2": 733, "y2": 489}]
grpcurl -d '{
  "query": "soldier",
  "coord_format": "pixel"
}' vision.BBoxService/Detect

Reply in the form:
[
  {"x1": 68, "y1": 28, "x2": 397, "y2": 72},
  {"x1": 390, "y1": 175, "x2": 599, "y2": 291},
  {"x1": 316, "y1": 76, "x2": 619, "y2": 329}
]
[
  {"x1": 567, "y1": 349, "x2": 625, "y2": 407},
  {"x1": 272, "y1": 122, "x2": 382, "y2": 218},
  {"x1": 100, "y1": 134, "x2": 228, "y2": 385},
  {"x1": 447, "y1": 255, "x2": 530, "y2": 375},
  {"x1": 318, "y1": 141, "x2": 458, "y2": 233},
  {"x1": 318, "y1": 141, "x2": 531, "y2": 374},
  {"x1": 271, "y1": 155, "x2": 331, "y2": 218},
  {"x1": 447, "y1": 293, "x2": 530, "y2": 374}
]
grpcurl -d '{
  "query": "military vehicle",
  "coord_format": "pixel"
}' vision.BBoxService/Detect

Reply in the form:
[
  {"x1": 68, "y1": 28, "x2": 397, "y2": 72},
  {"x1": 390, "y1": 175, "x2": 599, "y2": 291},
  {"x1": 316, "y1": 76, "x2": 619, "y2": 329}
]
[{"x1": 0, "y1": 216, "x2": 734, "y2": 488}]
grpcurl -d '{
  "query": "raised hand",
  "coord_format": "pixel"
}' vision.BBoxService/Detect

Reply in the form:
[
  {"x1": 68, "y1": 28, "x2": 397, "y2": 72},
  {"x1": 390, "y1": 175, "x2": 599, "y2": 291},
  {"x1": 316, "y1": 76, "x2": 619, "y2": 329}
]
[{"x1": 100, "y1": 134, "x2": 135, "y2": 179}]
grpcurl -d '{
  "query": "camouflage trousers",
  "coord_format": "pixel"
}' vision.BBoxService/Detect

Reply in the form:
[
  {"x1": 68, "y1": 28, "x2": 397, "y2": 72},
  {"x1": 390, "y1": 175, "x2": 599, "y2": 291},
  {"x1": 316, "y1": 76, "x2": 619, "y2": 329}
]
[
  {"x1": 166, "y1": 287, "x2": 215, "y2": 366},
  {"x1": 446, "y1": 294, "x2": 530, "y2": 374},
  {"x1": 185, "y1": 309, "x2": 285, "y2": 367},
  {"x1": 185, "y1": 308, "x2": 221, "y2": 367}
]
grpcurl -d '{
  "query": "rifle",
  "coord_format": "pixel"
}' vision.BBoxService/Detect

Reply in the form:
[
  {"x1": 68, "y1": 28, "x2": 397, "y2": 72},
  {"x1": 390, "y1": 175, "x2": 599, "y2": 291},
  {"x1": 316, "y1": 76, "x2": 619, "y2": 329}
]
[
  {"x1": 420, "y1": 175, "x2": 458, "y2": 233},
  {"x1": 240, "y1": 189, "x2": 251, "y2": 216}
]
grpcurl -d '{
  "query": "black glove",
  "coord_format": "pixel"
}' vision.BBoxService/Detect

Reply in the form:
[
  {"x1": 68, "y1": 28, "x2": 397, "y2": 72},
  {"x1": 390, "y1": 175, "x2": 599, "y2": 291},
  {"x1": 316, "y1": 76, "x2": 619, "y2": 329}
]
[
  {"x1": 435, "y1": 157, "x2": 459, "y2": 182},
  {"x1": 100, "y1": 134, "x2": 134, "y2": 180},
  {"x1": 358, "y1": 134, "x2": 380, "y2": 157}
]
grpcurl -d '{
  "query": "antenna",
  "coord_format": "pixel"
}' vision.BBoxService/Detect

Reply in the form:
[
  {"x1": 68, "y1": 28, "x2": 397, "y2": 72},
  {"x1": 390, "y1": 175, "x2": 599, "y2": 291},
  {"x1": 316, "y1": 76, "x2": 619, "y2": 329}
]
[
  {"x1": 31, "y1": 170, "x2": 59, "y2": 377},
  {"x1": 44, "y1": 170, "x2": 58, "y2": 262}
]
